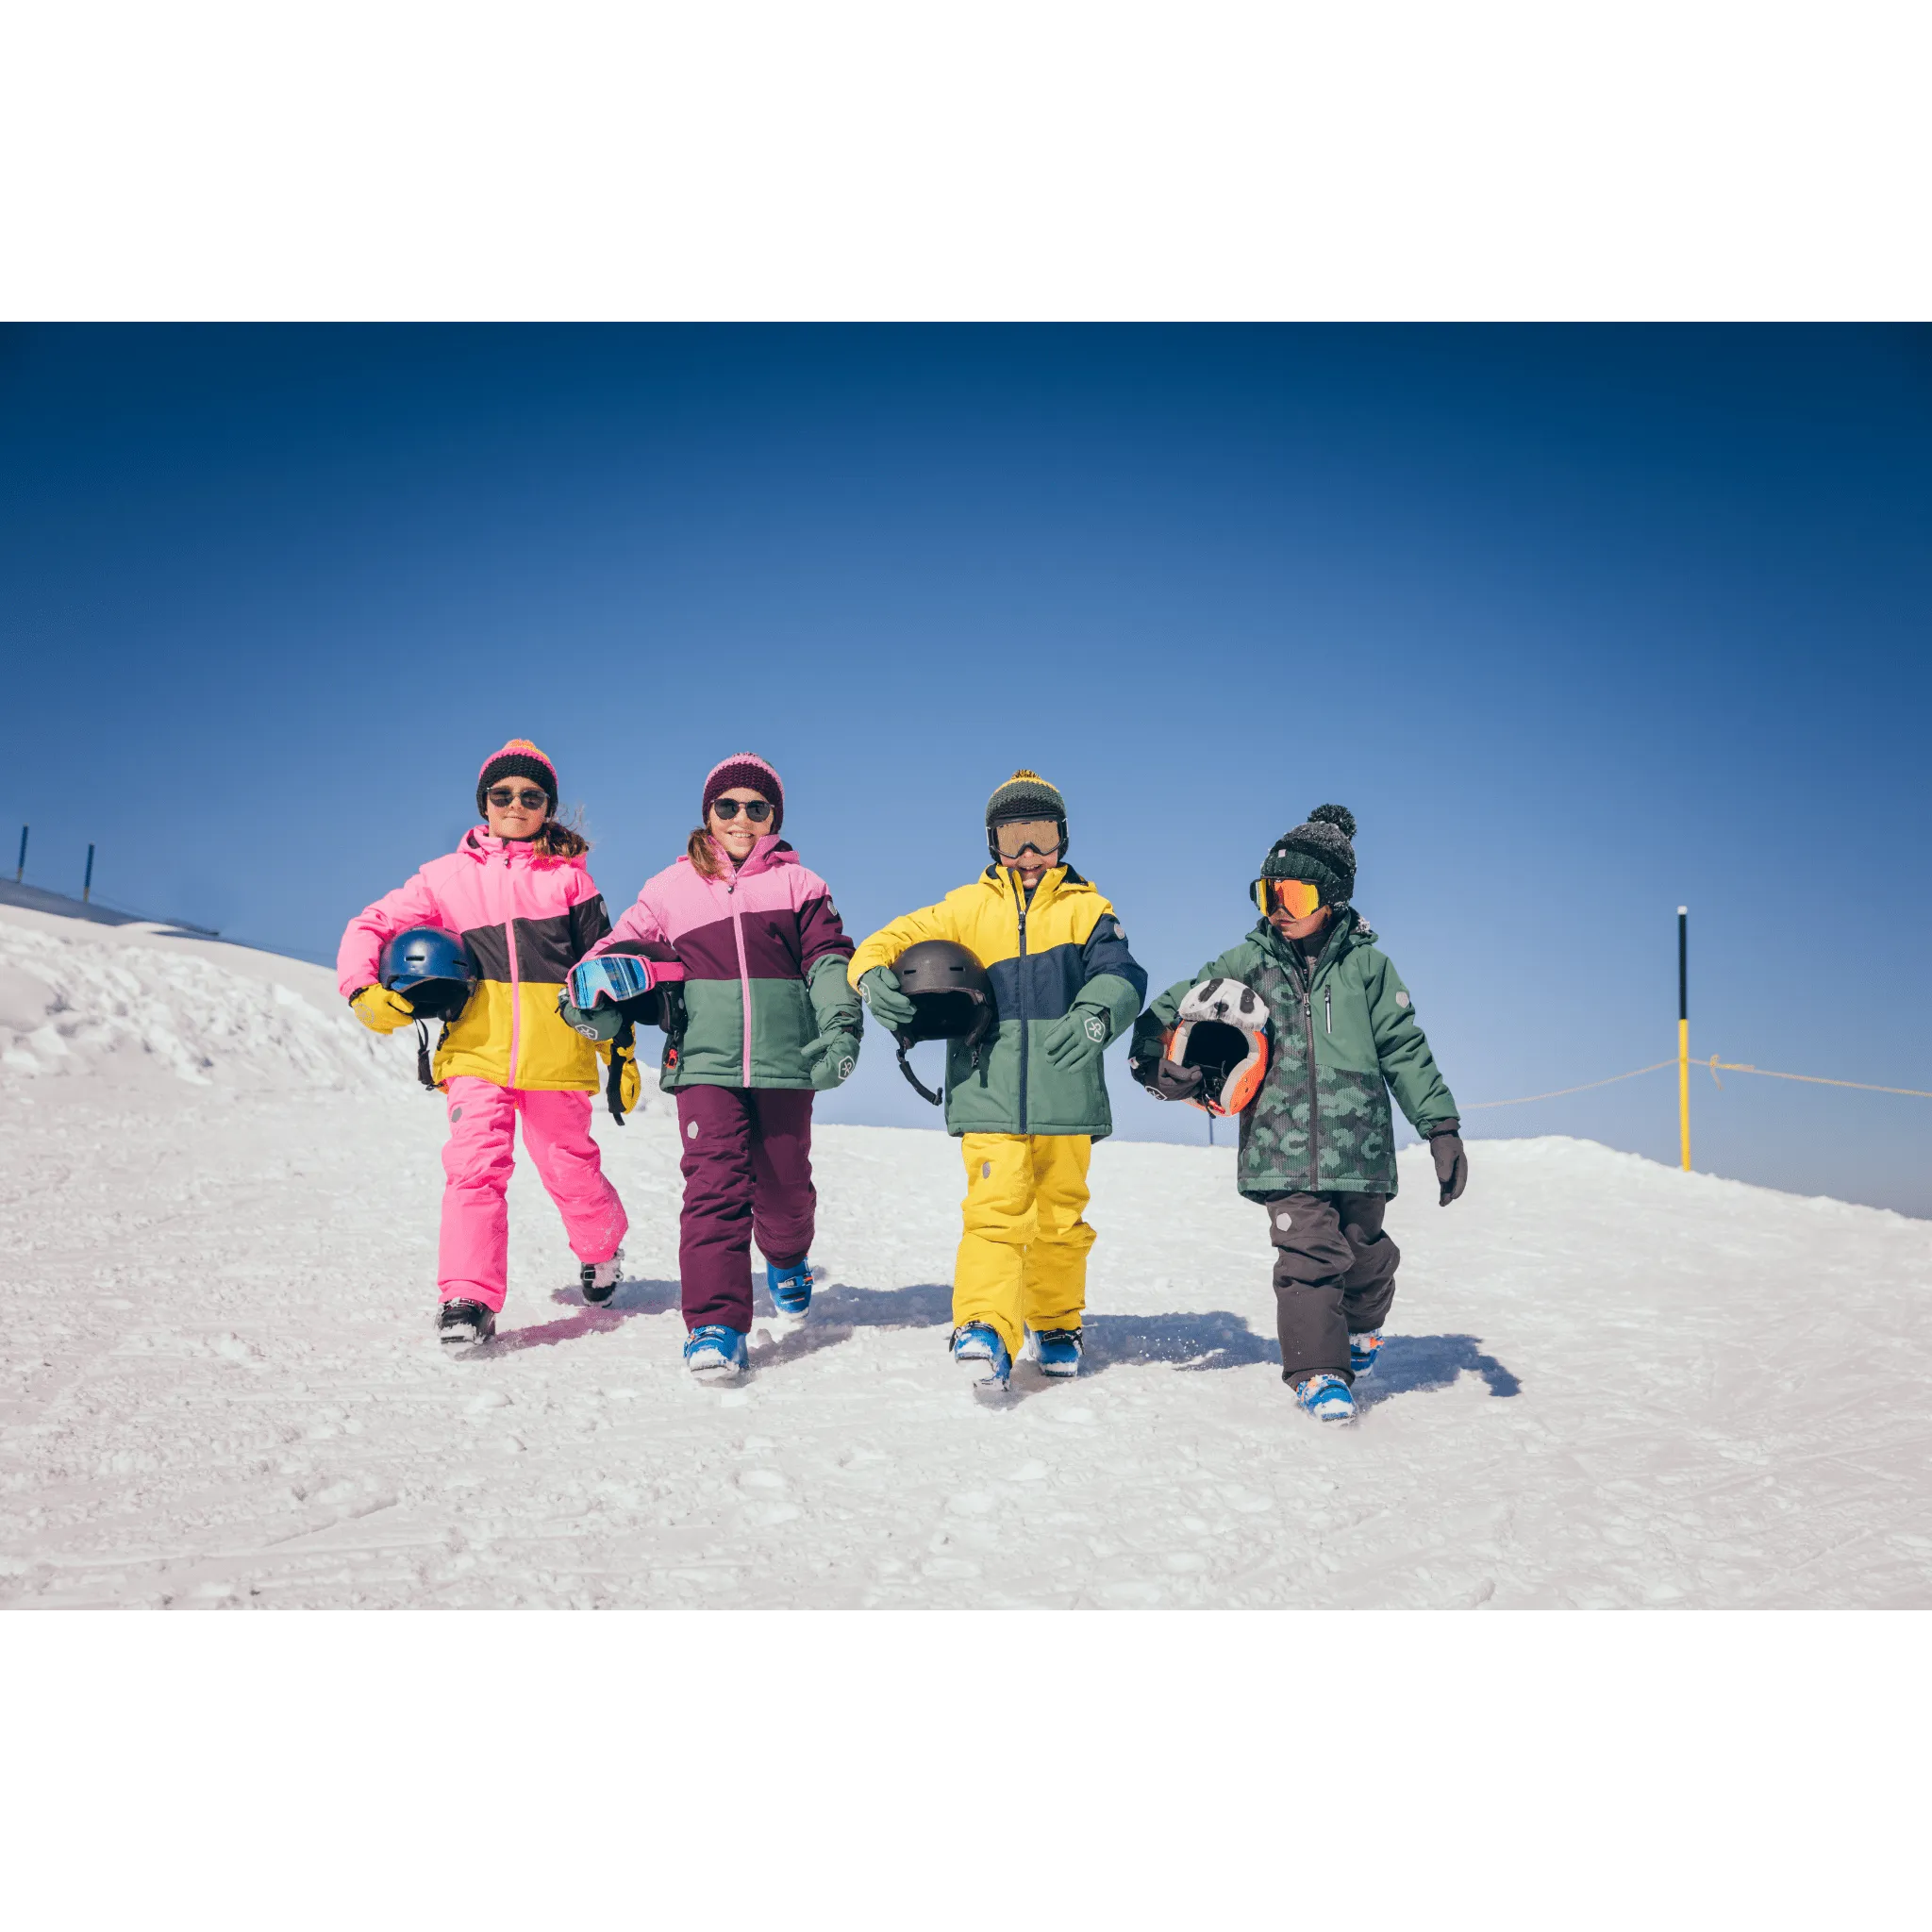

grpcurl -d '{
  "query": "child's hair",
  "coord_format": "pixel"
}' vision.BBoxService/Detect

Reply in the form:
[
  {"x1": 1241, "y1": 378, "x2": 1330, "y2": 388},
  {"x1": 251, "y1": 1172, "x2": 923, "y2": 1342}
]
[
  {"x1": 529, "y1": 802, "x2": 591, "y2": 860},
  {"x1": 687, "y1": 827, "x2": 727, "y2": 879}
]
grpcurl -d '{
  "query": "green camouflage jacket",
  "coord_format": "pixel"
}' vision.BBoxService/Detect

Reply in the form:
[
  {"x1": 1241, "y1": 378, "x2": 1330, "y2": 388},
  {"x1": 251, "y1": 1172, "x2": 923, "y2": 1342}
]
[{"x1": 1131, "y1": 911, "x2": 1457, "y2": 1198}]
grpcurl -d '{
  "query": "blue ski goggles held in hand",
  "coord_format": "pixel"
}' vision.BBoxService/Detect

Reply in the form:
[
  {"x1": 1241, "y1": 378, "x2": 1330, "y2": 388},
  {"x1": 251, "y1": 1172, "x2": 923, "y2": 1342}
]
[{"x1": 567, "y1": 955, "x2": 657, "y2": 1011}]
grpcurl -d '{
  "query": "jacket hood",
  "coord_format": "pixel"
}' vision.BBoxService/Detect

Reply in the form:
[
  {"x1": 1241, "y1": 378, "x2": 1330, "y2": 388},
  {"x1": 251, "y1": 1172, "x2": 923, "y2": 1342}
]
[
  {"x1": 678, "y1": 836, "x2": 799, "y2": 881},
  {"x1": 458, "y1": 826, "x2": 585, "y2": 871},
  {"x1": 979, "y1": 861, "x2": 1092, "y2": 899},
  {"x1": 1252, "y1": 907, "x2": 1376, "y2": 958}
]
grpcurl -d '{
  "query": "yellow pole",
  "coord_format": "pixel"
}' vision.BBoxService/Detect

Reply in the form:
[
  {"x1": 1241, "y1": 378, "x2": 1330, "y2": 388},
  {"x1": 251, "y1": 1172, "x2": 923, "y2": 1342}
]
[{"x1": 1677, "y1": 908, "x2": 1690, "y2": 1171}]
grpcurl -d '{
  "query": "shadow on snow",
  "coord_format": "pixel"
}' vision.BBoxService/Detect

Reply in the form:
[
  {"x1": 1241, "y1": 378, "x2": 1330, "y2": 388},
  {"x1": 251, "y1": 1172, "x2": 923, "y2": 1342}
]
[{"x1": 502, "y1": 1274, "x2": 1522, "y2": 1404}]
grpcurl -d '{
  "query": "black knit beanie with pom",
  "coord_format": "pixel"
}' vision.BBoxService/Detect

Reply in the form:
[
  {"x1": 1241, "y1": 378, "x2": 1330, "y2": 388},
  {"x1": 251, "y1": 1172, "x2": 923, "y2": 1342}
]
[{"x1": 1259, "y1": 804, "x2": 1357, "y2": 907}]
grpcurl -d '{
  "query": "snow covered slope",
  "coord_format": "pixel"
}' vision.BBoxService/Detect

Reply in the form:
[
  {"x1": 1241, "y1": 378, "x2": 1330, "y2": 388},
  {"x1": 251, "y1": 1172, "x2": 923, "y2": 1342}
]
[{"x1": 3, "y1": 901, "x2": 1929, "y2": 1609}]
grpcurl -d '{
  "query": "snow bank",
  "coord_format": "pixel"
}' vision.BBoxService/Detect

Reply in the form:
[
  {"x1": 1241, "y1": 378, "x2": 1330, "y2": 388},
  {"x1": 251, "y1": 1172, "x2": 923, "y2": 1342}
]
[{"x1": 0, "y1": 906, "x2": 392, "y2": 1093}]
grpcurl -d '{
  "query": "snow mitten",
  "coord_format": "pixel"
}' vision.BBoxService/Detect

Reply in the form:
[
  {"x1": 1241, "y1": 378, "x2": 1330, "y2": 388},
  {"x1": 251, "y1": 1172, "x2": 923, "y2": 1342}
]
[
  {"x1": 858, "y1": 966, "x2": 918, "y2": 1031},
  {"x1": 804, "y1": 1027, "x2": 859, "y2": 1088},
  {"x1": 595, "y1": 1038, "x2": 643, "y2": 1118},
  {"x1": 1430, "y1": 1126, "x2": 1467, "y2": 1205},
  {"x1": 1141, "y1": 1057, "x2": 1206, "y2": 1102},
  {"x1": 1043, "y1": 1002, "x2": 1111, "y2": 1072},
  {"x1": 350, "y1": 985, "x2": 417, "y2": 1035}
]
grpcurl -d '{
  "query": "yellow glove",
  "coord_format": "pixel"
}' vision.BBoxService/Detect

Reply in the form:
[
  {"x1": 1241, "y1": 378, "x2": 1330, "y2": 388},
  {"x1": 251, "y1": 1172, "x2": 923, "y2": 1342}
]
[
  {"x1": 596, "y1": 1040, "x2": 644, "y2": 1118},
  {"x1": 350, "y1": 985, "x2": 417, "y2": 1035}
]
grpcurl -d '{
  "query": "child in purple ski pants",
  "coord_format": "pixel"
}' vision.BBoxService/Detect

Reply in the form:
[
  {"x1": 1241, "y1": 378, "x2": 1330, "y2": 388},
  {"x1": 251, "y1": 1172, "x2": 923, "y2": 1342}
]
[{"x1": 580, "y1": 754, "x2": 863, "y2": 1368}]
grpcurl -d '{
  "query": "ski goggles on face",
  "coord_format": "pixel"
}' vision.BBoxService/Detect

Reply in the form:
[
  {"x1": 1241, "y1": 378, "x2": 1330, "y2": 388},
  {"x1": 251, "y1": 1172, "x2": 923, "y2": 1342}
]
[
  {"x1": 1253, "y1": 877, "x2": 1323, "y2": 918},
  {"x1": 710, "y1": 797, "x2": 773, "y2": 823},
  {"x1": 487, "y1": 787, "x2": 551, "y2": 810},
  {"x1": 566, "y1": 955, "x2": 656, "y2": 1010},
  {"x1": 992, "y1": 818, "x2": 1062, "y2": 860}
]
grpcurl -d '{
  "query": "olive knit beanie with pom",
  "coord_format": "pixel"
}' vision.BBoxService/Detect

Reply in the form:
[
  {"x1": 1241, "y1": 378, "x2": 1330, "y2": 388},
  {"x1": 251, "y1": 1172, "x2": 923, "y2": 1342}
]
[
  {"x1": 985, "y1": 768, "x2": 1068, "y2": 827},
  {"x1": 1260, "y1": 804, "x2": 1357, "y2": 907}
]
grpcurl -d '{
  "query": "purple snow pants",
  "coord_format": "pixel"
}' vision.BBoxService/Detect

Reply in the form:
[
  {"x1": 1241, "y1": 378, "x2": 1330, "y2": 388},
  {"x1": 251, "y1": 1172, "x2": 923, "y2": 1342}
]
[{"x1": 675, "y1": 1085, "x2": 816, "y2": 1332}]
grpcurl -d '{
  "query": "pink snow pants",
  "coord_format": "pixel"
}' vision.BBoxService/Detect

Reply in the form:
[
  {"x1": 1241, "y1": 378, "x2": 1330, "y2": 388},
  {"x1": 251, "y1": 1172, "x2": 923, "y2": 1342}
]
[{"x1": 439, "y1": 1075, "x2": 627, "y2": 1312}]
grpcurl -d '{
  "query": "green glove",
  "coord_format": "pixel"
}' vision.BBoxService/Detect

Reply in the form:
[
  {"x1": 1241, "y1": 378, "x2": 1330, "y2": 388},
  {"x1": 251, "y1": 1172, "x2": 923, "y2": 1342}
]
[
  {"x1": 803, "y1": 1028, "x2": 859, "y2": 1088},
  {"x1": 350, "y1": 986, "x2": 417, "y2": 1035},
  {"x1": 859, "y1": 967, "x2": 919, "y2": 1032},
  {"x1": 1042, "y1": 1003, "x2": 1111, "y2": 1072}
]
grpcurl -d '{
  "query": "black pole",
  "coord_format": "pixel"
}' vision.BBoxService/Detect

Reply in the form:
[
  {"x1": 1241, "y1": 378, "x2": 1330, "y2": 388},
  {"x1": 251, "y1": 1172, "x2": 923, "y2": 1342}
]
[
  {"x1": 83, "y1": 842, "x2": 95, "y2": 904},
  {"x1": 13, "y1": 824, "x2": 24, "y2": 884},
  {"x1": 1678, "y1": 908, "x2": 1688, "y2": 1022}
]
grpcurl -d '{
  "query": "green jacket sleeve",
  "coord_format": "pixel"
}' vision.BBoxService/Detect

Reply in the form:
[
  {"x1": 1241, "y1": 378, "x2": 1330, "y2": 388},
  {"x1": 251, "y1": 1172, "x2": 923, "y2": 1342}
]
[
  {"x1": 1362, "y1": 948, "x2": 1457, "y2": 1133},
  {"x1": 1130, "y1": 939, "x2": 1265, "y2": 1060},
  {"x1": 807, "y1": 951, "x2": 863, "y2": 1044}
]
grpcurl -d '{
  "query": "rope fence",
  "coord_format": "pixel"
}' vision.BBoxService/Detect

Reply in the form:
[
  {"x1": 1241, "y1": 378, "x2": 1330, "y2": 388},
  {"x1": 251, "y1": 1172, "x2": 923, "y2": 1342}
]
[{"x1": 1467, "y1": 1055, "x2": 1932, "y2": 1111}]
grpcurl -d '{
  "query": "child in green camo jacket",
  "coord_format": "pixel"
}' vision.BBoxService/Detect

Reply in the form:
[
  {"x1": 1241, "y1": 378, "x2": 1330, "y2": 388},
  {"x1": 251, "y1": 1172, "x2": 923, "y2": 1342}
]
[{"x1": 1128, "y1": 805, "x2": 1466, "y2": 1424}]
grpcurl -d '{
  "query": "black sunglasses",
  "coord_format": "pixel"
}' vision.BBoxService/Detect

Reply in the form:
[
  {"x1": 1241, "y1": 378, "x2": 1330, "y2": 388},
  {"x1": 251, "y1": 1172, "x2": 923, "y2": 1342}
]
[
  {"x1": 711, "y1": 798, "x2": 773, "y2": 822},
  {"x1": 487, "y1": 787, "x2": 551, "y2": 809}
]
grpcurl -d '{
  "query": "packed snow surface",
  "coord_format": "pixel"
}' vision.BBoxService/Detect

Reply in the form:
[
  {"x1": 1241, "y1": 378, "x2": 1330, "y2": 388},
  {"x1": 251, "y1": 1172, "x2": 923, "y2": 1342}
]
[{"x1": 3, "y1": 903, "x2": 1929, "y2": 1609}]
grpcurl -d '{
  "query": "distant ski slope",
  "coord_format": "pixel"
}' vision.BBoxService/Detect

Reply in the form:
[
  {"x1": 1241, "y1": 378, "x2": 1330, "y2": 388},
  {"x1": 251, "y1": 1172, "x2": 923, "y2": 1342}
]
[{"x1": 2, "y1": 899, "x2": 1928, "y2": 1608}]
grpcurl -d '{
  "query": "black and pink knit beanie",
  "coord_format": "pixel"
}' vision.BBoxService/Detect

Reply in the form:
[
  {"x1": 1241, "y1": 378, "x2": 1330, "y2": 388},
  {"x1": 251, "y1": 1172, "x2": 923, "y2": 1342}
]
[{"x1": 475, "y1": 739, "x2": 559, "y2": 818}]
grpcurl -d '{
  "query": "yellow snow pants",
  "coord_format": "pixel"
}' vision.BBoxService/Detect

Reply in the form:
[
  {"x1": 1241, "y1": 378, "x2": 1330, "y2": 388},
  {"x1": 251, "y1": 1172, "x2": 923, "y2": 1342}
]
[{"x1": 954, "y1": 1133, "x2": 1095, "y2": 1357}]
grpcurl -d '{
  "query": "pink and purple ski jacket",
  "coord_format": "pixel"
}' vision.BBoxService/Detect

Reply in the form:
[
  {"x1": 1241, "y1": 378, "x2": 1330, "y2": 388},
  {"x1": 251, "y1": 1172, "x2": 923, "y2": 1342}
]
[
  {"x1": 338, "y1": 828, "x2": 612, "y2": 1091},
  {"x1": 588, "y1": 837, "x2": 860, "y2": 1091}
]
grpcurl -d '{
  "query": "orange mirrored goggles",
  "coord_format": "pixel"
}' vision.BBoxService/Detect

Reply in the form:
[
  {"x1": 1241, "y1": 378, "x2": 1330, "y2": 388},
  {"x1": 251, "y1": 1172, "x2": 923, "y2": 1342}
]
[
  {"x1": 1252, "y1": 877, "x2": 1323, "y2": 918},
  {"x1": 993, "y1": 818, "x2": 1062, "y2": 861}
]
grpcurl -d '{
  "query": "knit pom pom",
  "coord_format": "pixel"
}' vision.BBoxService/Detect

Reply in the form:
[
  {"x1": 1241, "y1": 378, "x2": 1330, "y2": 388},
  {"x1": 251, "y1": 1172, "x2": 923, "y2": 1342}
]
[{"x1": 1307, "y1": 804, "x2": 1357, "y2": 839}]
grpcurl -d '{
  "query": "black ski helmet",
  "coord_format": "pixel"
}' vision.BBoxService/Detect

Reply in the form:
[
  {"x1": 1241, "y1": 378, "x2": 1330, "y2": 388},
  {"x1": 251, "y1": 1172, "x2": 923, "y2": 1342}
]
[
  {"x1": 890, "y1": 940, "x2": 996, "y2": 1106},
  {"x1": 379, "y1": 926, "x2": 479, "y2": 1024}
]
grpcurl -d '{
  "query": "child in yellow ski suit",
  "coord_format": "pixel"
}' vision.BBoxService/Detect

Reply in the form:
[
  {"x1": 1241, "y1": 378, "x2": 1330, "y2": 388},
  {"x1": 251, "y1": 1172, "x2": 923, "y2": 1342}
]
[{"x1": 849, "y1": 772, "x2": 1146, "y2": 1391}]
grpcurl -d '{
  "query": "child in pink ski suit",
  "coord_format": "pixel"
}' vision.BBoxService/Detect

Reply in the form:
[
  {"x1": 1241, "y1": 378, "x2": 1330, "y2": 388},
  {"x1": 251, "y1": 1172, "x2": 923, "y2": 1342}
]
[
  {"x1": 582, "y1": 753, "x2": 861, "y2": 1375},
  {"x1": 339, "y1": 739, "x2": 629, "y2": 1345}
]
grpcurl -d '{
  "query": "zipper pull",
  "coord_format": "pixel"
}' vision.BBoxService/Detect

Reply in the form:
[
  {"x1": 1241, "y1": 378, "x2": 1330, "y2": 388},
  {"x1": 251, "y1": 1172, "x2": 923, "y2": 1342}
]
[{"x1": 1324, "y1": 990, "x2": 1332, "y2": 1033}]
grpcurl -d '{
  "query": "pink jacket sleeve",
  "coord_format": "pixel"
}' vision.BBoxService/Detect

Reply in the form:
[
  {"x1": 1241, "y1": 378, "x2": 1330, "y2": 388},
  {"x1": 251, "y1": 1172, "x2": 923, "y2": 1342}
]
[
  {"x1": 586, "y1": 880, "x2": 682, "y2": 966},
  {"x1": 337, "y1": 869, "x2": 444, "y2": 999}
]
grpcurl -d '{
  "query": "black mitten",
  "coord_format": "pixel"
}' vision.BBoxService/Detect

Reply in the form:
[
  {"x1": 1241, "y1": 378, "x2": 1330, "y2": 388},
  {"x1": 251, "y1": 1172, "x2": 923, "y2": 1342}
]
[
  {"x1": 1131, "y1": 1050, "x2": 1205, "y2": 1102},
  {"x1": 1430, "y1": 1127, "x2": 1468, "y2": 1206}
]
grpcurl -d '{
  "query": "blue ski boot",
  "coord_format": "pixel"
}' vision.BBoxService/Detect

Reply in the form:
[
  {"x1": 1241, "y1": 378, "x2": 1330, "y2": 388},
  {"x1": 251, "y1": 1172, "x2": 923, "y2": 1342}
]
[
  {"x1": 1294, "y1": 1372, "x2": 1357, "y2": 1424},
  {"x1": 951, "y1": 1323, "x2": 1012, "y2": 1398},
  {"x1": 1349, "y1": 1329, "x2": 1383, "y2": 1377},
  {"x1": 767, "y1": 1258, "x2": 817, "y2": 1317},
  {"x1": 684, "y1": 1324, "x2": 748, "y2": 1378},
  {"x1": 1027, "y1": 1326, "x2": 1084, "y2": 1378}
]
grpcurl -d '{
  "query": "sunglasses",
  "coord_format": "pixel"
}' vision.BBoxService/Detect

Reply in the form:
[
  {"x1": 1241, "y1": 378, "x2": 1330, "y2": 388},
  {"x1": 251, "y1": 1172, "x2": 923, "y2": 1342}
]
[
  {"x1": 710, "y1": 798, "x2": 773, "y2": 822},
  {"x1": 487, "y1": 788, "x2": 551, "y2": 810},
  {"x1": 1253, "y1": 877, "x2": 1323, "y2": 918},
  {"x1": 993, "y1": 818, "x2": 1062, "y2": 860}
]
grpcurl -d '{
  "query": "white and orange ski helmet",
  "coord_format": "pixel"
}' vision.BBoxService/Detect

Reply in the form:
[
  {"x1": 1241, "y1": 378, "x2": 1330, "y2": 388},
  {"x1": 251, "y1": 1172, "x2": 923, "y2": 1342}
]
[{"x1": 1164, "y1": 977, "x2": 1270, "y2": 1117}]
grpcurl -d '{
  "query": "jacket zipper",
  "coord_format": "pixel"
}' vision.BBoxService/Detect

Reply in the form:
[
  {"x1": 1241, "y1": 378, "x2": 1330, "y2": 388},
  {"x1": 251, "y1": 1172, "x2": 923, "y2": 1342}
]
[
  {"x1": 503, "y1": 842, "x2": 522, "y2": 1088},
  {"x1": 1013, "y1": 871, "x2": 1030, "y2": 1132},
  {"x1": 1324, "y1": 988, "x2": 1332, "y2": 1034},
  {"x1": 1301, "y1": 964, "x2": 1318, "y2": 1186},
  {"x1": 726, "y1": 873, "x2": 752, "y2": 1087}
]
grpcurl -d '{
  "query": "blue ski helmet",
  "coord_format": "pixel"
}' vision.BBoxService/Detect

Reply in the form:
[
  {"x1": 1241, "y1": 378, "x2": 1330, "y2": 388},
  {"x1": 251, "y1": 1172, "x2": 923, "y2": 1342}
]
[{"x1": 379, "y1": 926, "x2": 478, "y2": 1024}]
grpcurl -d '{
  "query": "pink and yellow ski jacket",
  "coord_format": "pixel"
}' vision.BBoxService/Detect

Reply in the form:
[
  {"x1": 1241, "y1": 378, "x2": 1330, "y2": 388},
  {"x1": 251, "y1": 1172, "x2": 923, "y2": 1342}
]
[
  {"x1": 338, "y1": 828, "x2": 611, "y2": 1091},
  {"x1": 587, "y1": 836, "x2": 859, "y2": 1091}
]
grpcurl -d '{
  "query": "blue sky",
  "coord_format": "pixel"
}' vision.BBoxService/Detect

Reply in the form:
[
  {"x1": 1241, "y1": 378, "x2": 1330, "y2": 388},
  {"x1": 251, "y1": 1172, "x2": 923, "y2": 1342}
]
[{"x1": 3, "y1": 325, "x2": 1928, "y2": 1213}]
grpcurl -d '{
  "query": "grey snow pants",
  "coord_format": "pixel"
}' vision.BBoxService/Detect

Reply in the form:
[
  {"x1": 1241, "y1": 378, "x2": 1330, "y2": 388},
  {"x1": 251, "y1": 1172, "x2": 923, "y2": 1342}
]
[{"x1": 1259, "y1": 1191, "x2": 1400, "y2": 1387}]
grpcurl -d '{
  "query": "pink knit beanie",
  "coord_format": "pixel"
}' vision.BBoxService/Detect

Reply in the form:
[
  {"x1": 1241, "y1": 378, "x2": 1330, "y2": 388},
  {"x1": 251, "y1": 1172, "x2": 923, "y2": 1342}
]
[{"x1": 701, "y1": 753, "x2": 785, "y2": 834}]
